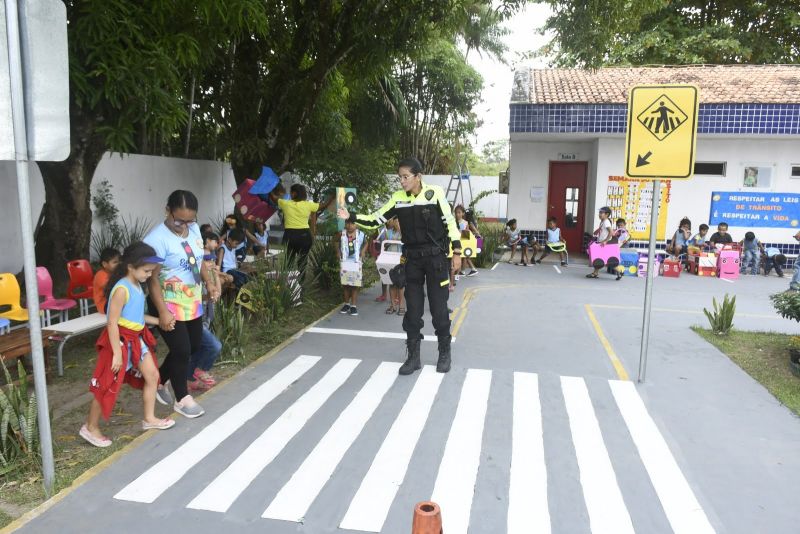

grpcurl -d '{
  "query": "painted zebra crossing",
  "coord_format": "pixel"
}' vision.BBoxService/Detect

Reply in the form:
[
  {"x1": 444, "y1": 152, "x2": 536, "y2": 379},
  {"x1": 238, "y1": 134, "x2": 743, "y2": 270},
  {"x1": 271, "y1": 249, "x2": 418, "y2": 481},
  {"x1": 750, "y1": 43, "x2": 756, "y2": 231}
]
[{"x1": 114, "y1": 355, "x2": 716, "y2": 534}]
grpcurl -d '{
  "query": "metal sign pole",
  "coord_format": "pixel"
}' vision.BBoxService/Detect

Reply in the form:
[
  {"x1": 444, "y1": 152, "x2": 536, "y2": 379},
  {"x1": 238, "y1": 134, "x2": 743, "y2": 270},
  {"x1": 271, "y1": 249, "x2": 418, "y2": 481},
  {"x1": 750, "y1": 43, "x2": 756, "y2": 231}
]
[
  {"x1": 4, "y1": 0, "x2": 55, "y2": 494},
  {"x1": 637, "y1": 179, "x2": 661, "y2": 383}
]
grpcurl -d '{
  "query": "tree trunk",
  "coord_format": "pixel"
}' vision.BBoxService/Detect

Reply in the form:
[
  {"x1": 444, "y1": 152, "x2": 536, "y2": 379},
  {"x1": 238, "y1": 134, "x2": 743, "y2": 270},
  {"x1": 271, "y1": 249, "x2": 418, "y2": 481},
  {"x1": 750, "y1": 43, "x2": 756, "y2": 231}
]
[{"x1": 35, "y1": 114, "x2": 106, "y2": 291}]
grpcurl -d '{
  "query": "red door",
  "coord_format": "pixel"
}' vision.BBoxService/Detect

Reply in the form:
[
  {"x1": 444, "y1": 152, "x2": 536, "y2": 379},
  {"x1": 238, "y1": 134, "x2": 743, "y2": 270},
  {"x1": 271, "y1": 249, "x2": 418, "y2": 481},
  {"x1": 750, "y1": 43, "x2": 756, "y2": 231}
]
[{"x1": 547, "y1": 162, "x2": 587, "y2": 253}]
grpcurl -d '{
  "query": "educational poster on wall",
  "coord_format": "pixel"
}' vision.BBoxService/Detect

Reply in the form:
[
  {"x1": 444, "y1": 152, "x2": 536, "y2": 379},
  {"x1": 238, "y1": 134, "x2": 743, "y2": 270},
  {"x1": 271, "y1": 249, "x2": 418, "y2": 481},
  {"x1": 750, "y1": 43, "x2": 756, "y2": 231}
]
[
  {"x1": 709, "y1": 192, "x2": 800, "y2": 228},
  {"x1": 606, "y1": 176, "x2": 671, "y2": 240}
]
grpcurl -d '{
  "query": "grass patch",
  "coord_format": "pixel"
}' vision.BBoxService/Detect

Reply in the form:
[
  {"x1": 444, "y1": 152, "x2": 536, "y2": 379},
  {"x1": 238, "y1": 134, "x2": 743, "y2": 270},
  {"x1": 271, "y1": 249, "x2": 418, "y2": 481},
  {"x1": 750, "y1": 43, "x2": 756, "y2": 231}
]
[
  {"x1": 692, "y1": 327, "x2": 800, "y2": 416},
  {"x1": 0, "y1": 286, "x2": 345, "y2": 528}
]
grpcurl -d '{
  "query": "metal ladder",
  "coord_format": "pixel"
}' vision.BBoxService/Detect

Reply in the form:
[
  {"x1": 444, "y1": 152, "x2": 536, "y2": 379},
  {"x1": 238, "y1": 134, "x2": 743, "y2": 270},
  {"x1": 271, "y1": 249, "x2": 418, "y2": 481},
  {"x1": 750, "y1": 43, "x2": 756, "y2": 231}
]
[{"x1": 444, "y1": 153, "x2": 473, "y2": 209}]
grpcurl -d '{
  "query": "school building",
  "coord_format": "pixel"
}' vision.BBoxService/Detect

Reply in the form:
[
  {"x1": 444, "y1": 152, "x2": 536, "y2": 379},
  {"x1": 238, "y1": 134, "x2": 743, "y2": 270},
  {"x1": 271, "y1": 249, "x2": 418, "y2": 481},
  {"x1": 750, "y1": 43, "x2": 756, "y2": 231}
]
[{"x1": 507, "y1": 65, "x2": 800, "y2": 264}]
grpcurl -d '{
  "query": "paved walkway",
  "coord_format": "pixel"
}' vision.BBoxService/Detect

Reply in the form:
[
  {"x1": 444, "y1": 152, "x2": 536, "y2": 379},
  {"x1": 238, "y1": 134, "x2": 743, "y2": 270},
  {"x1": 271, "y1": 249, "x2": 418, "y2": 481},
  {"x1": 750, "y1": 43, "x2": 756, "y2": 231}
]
[{"x1": 13, "y1": 261, "x2": 800, "y2": 533}]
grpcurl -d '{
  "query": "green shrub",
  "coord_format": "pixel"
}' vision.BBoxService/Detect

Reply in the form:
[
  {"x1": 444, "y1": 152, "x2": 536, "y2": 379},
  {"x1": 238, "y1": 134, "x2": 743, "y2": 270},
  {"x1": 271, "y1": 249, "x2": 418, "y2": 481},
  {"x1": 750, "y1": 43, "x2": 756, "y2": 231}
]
[
  {"x1": 474, "y1": 221, "x2": 505, "y2": 268},
  {"x1": 237, "y1": 253, "x2": 306, "y2": 324},
  {"x1": 211, "y1": 299, "x2": 246, "y2": 363},
  {"x1": 0, "y1": 360, "x2": 39, "y2": 474},
  {"x1": 771, "y1": 291, "x2": 800, "y2": 323},
  {"x1": 308, "y1": 238, "x2": 341, "y2": 291},
  {"x1": 703, "y1": 294, "x2": 736, "y2": 335}
]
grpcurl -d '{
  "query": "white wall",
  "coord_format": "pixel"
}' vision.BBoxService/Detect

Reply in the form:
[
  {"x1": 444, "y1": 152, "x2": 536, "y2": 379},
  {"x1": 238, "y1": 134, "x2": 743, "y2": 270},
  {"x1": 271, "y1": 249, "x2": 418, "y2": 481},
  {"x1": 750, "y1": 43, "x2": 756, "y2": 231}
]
[
  {"x1": 507, "y1": 140, "x2": 595, "y2": 229},
  {"x1": 509, "y1": 136, "x2": 800, "y2": 244},
  {"x1": 593, "y1": 137, "x2": 800, "y2": 243},
  {"x1": 425, "y1": 174, "x2": 507, "y2": 220},
  {"x1": 0, "y1": 153, "x2": 237, "y2": 273}
]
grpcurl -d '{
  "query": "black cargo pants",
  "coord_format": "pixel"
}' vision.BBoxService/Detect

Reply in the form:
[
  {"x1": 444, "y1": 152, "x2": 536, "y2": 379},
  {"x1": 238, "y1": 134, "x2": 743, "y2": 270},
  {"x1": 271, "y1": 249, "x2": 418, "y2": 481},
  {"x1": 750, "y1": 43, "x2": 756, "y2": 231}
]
[{"x1": 402, "y1": 248, "x2": 451, "y2": 342}]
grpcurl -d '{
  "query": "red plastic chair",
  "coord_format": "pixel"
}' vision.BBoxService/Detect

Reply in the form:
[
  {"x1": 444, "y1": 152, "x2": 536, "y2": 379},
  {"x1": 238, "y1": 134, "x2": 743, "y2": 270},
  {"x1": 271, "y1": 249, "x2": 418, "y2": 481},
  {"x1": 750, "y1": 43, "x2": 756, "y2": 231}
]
[
  {"x1": 66, "y1": 259, "x2": 94, "y2": 316},
  {"x1": 36, "y1": 266, "x2": 77, "y2": 325}
]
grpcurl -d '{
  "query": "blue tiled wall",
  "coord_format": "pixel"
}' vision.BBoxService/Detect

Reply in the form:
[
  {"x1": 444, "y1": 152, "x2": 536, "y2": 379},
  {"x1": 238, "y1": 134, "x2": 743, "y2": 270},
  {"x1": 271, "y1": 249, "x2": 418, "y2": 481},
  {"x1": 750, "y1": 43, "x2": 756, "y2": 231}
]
[{"x1": 510, "y1": 104, "x2": 800, "y2": 135}]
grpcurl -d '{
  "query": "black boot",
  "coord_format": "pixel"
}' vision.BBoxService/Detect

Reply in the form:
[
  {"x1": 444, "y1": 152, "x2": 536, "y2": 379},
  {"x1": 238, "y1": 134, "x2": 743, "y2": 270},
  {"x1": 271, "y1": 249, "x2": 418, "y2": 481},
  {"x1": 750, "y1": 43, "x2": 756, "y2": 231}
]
[
  {"x1": 399, "y1": 336, "x2": 422, "y2": 375},
  {"x1": 436, "y1": 336, "x2": 452, "y2": 373}
]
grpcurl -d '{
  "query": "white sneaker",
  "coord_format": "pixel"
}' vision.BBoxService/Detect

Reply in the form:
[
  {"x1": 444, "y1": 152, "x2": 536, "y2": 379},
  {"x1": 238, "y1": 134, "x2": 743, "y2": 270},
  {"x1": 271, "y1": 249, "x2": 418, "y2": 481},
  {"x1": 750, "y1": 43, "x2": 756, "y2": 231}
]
[{"x1": 174, "y1": 395, "x2": 205, "y2": 418}]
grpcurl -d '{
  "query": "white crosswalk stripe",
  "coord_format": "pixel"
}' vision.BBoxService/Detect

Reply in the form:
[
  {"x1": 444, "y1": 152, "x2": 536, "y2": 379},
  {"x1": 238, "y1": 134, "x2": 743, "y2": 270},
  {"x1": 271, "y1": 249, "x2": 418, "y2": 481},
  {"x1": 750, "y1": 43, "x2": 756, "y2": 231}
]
[
  {"x1": 187, "y1": 358, "x2": 360, "y2": 513},
  {"x1": 113, "y1": 356, "x2": 715, "y2": 533},
  {"x1": 339, "y1": 365, "x2": 444, "y2": 532},
  {"x1": 507, "y1": 372, "x2": 550, "y2": 534},
  {"x1": 431, "y1": 368, "x2": 492, "y2": 534}
]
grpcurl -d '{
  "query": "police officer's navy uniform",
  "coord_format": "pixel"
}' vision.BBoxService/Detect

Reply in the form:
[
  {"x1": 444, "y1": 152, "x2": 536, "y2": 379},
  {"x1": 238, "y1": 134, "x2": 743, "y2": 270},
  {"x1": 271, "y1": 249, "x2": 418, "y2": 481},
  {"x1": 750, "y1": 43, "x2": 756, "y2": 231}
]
[{"x1": 348, "y1": 182, "x2": 461, "y2": 374}]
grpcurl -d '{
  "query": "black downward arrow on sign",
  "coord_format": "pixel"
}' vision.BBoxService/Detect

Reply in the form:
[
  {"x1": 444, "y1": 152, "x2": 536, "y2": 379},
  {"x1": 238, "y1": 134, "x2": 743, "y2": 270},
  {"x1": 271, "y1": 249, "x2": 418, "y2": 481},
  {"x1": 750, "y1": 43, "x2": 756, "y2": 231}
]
[{"x1": 636, "y1": 151, "x2": 652, "y2": 167}]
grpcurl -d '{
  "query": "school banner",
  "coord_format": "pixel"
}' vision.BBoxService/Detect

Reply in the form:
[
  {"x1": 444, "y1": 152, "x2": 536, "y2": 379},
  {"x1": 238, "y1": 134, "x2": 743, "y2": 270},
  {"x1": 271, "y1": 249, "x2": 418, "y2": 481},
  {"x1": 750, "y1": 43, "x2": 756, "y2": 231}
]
[
  {"x1": 709, "y1": 192, "x2": 800, "y2": 228},
  {"x1": 607, "y1": 176, "x2": 671, "y2": 240}
]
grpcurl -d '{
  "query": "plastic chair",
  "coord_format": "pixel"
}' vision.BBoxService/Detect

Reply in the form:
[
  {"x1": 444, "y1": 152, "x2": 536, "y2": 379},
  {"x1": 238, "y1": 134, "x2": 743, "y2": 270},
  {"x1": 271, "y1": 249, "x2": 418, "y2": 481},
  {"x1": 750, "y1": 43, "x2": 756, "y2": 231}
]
[
  {"x1": 0, "y1": 272, "x2": 30, "y2": 322},
  {"x1": 36, "y1": 266, "x2": 77, "y2": 326},
  {"x1": 66, "y1": 259, "x2": 94, "y2": 316},
  {"x1": 0, "y1": 317, "x2": 10, "y2": 335}
]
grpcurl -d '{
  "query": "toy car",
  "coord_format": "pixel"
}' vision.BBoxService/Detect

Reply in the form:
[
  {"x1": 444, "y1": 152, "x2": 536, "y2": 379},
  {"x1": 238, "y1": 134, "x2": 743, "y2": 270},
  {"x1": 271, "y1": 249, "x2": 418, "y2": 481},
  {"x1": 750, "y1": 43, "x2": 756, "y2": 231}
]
[
  {"x1": 376, "y1": 240, "x2": 403, "y2": 285},
  {"x1": 588, "y1": 242, "x2": 621, "y2": 269}
]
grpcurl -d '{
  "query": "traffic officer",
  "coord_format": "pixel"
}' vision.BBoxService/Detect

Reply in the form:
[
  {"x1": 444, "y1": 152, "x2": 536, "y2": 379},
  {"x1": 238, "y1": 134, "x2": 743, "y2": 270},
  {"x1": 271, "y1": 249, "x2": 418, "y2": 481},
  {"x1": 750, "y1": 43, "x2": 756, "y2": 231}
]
[{"x1": 337, "y1": 157, "x2": 461, "y2": 375}]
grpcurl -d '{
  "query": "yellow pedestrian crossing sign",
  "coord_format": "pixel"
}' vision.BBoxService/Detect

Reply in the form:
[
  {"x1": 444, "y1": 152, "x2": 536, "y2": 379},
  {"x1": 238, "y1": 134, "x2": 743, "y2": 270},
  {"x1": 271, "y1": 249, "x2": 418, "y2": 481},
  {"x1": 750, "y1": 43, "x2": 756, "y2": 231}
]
[{"x1": 625, "y1": 85, "x2": 699, "y2": 179}]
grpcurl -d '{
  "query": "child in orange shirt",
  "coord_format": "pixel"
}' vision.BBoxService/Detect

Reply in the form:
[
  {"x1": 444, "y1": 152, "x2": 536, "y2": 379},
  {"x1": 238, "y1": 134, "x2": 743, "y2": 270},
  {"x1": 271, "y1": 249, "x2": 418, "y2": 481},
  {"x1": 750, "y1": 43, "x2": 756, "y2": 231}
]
[{"x1": 92, "y1": 248, "x2": 120, "y2": 313}]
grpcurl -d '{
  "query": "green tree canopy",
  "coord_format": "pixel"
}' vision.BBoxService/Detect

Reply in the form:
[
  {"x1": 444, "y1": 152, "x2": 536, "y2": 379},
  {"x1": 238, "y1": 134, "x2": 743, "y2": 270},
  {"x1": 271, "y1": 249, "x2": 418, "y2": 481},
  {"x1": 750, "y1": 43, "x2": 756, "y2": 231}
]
[{"x1": 535, "y1": 0, "x2": 800, "y2": 67}]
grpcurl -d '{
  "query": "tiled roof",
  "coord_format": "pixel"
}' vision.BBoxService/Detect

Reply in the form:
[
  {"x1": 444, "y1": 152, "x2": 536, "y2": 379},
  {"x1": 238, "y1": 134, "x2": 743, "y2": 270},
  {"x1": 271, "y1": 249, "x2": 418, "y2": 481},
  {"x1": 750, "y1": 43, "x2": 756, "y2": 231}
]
[{"x1": 511, "y1": 65, "x2": 800, "y2": 105}]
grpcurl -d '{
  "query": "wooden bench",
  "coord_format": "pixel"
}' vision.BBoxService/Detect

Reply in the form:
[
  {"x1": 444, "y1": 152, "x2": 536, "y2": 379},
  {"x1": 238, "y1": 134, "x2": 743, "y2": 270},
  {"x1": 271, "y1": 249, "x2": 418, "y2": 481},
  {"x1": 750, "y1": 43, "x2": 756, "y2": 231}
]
[
  {"x1": 0, "y1": 328, "x2": 51, "y2": 377},
  {"x1": 44, "y1": 312, "x2": 107, "y2": 376}
]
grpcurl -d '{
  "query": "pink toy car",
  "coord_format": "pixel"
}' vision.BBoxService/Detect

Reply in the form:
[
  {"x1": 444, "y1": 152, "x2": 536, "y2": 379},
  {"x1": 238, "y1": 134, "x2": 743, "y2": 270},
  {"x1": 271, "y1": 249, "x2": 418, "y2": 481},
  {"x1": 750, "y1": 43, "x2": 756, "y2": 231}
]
[
  {"x1": 232, "y1": 179, "x2": 277, "y2": 224},
  {"x1": 588, "y1": 242, "x2": 621, "y2": 270},
  {"x1": 717, "y1": 249, "x2": 740, "y2": 280}
]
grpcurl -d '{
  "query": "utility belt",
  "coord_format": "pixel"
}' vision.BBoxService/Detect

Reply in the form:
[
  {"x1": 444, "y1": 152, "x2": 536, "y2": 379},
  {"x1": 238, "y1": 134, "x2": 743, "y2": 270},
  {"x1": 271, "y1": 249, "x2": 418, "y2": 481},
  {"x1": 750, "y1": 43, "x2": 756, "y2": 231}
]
[{"x1": 403, "y1": 245, "x2": 445, "y2": 259}]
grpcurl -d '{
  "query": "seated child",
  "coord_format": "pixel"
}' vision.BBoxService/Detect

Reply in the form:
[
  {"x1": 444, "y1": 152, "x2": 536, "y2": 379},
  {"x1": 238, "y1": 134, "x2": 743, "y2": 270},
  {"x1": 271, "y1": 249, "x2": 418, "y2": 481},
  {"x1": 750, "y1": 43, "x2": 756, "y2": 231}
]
[
  {"x1": 708, "y1": 222, "x2": 733, "y2": 248},
  {"x1": 93, "y1": 247, "x2": 120, "y2": 314},
  {"x1": 504, "y1": 219, "x2": 529, "y2": 266},
  {"x1": 216, "y1": 228, "x2": 248, "y2": 290},
  {"x1": 537, "y1": 216, "x2": 567, "y2": 266},
  {"x1": 337, "y1": 220, "x2": 368, "y2": 316},
  {"x1": 203, "y1": 231, "x2": 234, "y2": 288},
  {"x1": 739, "y1": 231, "x2": 763, "y2": 275},
  {"x1": 668, "y1": 217, "x2": 691, "y2": 257},
  {"x1": 246, "y1": 221, "x2": 270, "y2": 257},
  {"x1": 220, "y1": 214, "x2": 247, "y2": 263},
  {"x1": 690, "y1": 224, "x2": 710, "y2": 249},
  {"x1": 762, "y1": 247, "x2": 786, "y2": 277},
  {"x1": 612, "y1": 218, "x2": 631, "y2": 247}
]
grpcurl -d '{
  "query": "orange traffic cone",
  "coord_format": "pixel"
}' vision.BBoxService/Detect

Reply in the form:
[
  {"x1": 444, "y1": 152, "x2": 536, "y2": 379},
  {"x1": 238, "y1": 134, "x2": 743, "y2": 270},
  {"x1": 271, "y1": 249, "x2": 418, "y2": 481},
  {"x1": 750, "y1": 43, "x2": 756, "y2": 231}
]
[{"x1": 412, "y1": 501, "x2": 443, "y2": 534}]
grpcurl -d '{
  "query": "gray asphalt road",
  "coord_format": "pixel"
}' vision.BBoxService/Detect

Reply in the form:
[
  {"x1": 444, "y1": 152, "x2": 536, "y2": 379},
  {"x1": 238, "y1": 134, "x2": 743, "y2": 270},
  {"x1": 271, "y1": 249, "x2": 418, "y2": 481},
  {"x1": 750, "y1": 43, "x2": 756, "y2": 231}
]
[{"x1": 15, "y1": 261, "x2": 800, "y2": 533}]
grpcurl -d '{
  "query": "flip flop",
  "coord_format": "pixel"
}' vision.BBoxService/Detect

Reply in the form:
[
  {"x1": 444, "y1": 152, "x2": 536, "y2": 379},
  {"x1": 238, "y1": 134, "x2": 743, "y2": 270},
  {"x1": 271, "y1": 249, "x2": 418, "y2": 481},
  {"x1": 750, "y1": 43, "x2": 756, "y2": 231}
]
[
  {"x1": 142, "y1": 418, "x2": 176, "y2": 431},
  {"x1": 585, "y1": 272, "x2": 599, "y2": 278},
  {"x1": 385, "y1": 306, "x2": 396, "y2": 314},
  {"x1": 397, "y1": 307, "x2": 406, "y2": 316},
  {"x1": 79, "y1": 424, "x2": 112, "y2": 448}
]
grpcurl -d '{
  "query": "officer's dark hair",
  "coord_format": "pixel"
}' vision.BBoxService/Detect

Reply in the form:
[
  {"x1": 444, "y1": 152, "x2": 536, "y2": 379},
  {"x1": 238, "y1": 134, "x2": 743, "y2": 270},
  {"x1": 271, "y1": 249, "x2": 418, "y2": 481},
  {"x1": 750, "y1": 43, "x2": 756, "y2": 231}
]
[
  {"x1": 774, "y1": 254, "x2": 787, "y2": 266},
  {"x1": 744, "y1": 231, "x2": 755, "y2": 241},
  {"x1": 699, "y1": 224, "x2": 709, "y2": 231},
  {"x1": 290, "y1": 184, "x2": 308, "y2": 201},
  {"x1": 506, "y1": 218, "x2": 517, "y2": 227},
  {"x1": 397, "y1": 157, "x2": 423, "y2": 175},
  {"x1": 166, "y1": 189, "x2": 198, "y2": 212}
]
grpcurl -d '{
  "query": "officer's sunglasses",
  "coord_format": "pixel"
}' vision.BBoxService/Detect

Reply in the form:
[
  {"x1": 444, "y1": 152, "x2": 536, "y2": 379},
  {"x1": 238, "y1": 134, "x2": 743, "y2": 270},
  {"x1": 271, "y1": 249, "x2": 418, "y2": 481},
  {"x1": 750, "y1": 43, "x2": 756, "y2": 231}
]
[{"x1": 398, "y1": 173, "x2": 418, "y2": 181}]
